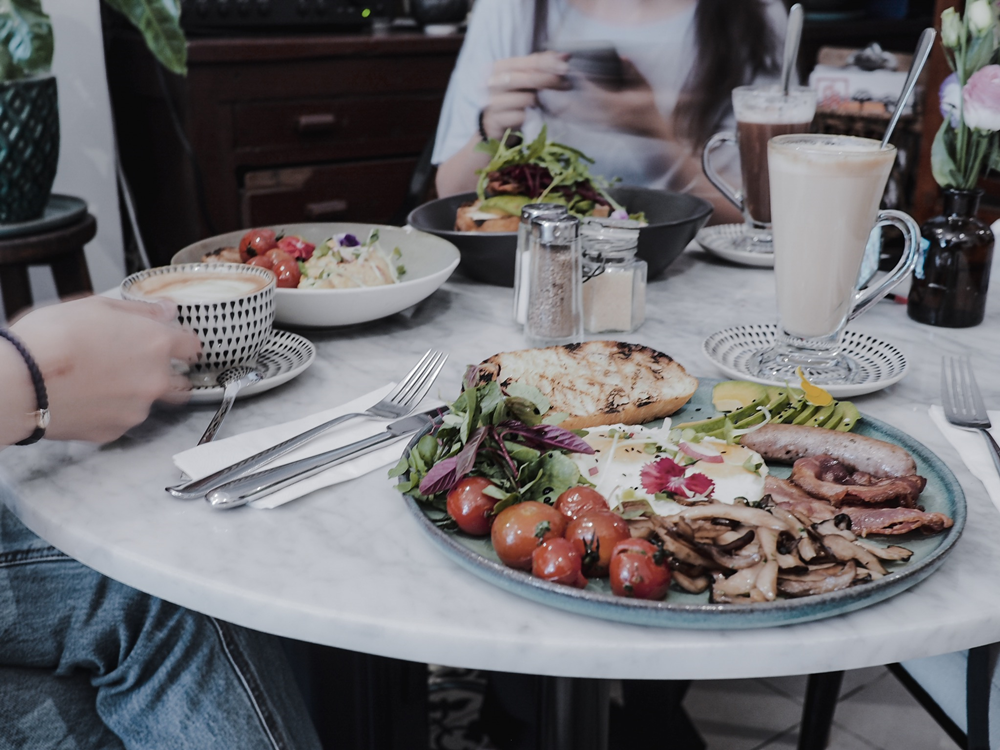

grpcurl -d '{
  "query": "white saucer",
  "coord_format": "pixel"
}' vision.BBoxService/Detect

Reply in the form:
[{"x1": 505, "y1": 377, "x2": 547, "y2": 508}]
[
  {"x1": 702, "y1": 324, "x2": 908, "y2": 398},
  {"x1": 187, "y1": 330, "x2": 316, "y2": 404},
  {"x1": 696, "y1": 224, "x2": 774, "y2": 268}
]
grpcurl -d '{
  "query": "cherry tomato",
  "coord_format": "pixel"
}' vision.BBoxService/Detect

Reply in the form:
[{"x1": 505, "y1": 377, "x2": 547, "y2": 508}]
[
  {"x1": 273, "y1": 258, "x2": 302, "y2": 289},
  {"x1": 565, "y1": 511, "x2": 631, "y2": 577},
  {"x1": 491, "y1": 501, "x2": 567, "y2": 571},
  {"x1": 609, "y1": 538, "x2": 671, "y2": 600},
  {"x1": 239, "y1": 228, "x2": 278, "y2": 261},
  {"x1": 531, "y1": 538, "x2": 587, "y2": 588},
  {"x1": 446, "y1": 477, "x2": 500, "y2": 536},
  {"x1": 277, "y1": 235, "x2": 316, "y2": 261},
  {"x1": 246, "y1": 254, "x2": 275, "y2": 270},
  {"x1": 555, "y1": 486, "x2": 609, "y2": 520}
]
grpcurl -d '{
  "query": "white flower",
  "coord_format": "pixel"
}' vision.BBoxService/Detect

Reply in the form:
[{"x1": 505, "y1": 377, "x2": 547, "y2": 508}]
[
  {"x1": 967, "y1": 0, "x2": 995, "y2": 36},
  {"x1": 941, "y1": 7, "x2": 963, "y2": 48}
]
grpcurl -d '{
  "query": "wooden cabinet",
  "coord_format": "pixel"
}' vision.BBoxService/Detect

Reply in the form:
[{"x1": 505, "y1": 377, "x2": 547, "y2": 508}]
[{"x1": 105, "y1": 29, "x2": 462, "y2": 267}]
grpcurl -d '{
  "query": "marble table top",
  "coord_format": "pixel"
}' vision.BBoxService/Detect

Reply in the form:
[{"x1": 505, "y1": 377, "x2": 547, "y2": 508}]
[{"x1": 3, "y1": 244, "x2": 1000, "y2": 681}]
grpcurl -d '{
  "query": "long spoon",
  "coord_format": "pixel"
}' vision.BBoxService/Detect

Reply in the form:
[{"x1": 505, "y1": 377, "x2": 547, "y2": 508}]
[
  {"x1": 780, "y1": 3, "x2": 805, "y2": 96},
  {"x1": 197, "y1": 366, "x2": 263, "y2": 445},
  {"x1": 882, "y1": 27, "x2": 936, "y2": 149}
]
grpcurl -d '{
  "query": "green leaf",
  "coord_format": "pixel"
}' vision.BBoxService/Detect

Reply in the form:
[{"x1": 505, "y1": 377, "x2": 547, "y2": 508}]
[
  {"x1": 505, "y1": 396, "x2": 544, "y2": 426},
  {"x1": 504, "y1": 382, "x2": 550, "y2": 415},
  {"x1": 931, "y1": 119, "x2": 964, "y2": 189},
  {"x1": 102, "y1": 0, "x2": 187, "y2": 75},
  {"x1": 0, "y1": 0, "x2": 53, "y2": 80},
  {"x1": 518, "y1": 451, "x2": 584, "y2": 505}
]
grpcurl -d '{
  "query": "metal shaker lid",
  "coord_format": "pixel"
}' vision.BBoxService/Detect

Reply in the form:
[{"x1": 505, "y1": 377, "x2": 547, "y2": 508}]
[
  {"x1": 530, "y1": 214, "x2": 580, "y2": 246},
  {"x1": 520, "y1": 202, "x2": 569, "y2": 224}
]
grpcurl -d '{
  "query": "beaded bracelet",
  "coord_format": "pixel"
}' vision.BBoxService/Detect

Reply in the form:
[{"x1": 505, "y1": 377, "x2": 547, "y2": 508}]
[
  {"x1": 0, "y1": 329, "x2": 49, "y2": 445},
  {"x1": 478, "y1": 108, "x2": 489, "y2": 143}
]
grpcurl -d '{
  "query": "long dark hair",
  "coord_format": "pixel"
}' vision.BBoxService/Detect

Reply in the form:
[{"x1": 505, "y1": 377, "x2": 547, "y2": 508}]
[{"x1": 533, "y1": 0, "x2": 780, "y2": 148}]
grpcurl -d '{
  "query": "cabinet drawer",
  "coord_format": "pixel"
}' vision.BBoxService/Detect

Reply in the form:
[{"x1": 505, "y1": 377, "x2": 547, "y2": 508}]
[
  {"x1": 234, "y1": 95, "x2": 443, "y2": 153},
  {"x1": 241, "y1": 158, "x2": 417, "y2": 226}
]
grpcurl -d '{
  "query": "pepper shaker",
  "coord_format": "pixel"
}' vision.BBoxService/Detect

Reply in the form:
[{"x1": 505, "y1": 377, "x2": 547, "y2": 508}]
[
  {"x1": 513, "y1": 203, "x2": 568, "y2": 325},
  {"x1": 525, "y1": 214, "x2": 583, "y2": 344}
]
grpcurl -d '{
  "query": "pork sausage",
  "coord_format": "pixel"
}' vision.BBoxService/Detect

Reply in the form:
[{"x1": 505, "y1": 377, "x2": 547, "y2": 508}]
[{"x1": 740, "y1": 424, "x2": 917, "y2": 477}]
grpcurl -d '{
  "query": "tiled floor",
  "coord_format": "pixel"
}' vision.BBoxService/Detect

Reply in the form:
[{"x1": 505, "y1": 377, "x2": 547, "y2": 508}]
[
  {"x1": 428, "y1": 666, "x2": 960, "y2": 750},
  {"x1": 684, "y1": 666, "x2": 959, "y2": 750}
]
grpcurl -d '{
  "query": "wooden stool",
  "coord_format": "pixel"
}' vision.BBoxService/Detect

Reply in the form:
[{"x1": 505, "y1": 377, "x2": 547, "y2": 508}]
[{"x1": 0, "y1": 213, "x2": 97, "y2": 320}]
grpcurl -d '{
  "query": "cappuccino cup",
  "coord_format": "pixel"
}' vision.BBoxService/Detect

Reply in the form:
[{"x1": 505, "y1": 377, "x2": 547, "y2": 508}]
[
  {"x1": 122, "y1": 263, "x2": 276, "y2": 375},
  {"x1": 702, "y1": 86, "x2": 816, "y2": 250},
  {"x1": 751, "y1": 134, "x2": 919, "y2": 384}
]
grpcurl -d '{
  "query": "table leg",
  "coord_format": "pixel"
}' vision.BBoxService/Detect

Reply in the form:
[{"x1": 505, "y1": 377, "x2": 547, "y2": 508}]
[
  {"x1": 539, "y1": 676, "x2": 611, "y2": 750},
  {"x1": 798, "y1": 671, "x2": 843, "y2": 750},
  {"x1": 0, "y1": 265, "x2": 32, "y2": 321},
  {"x1": 51, "y1": 250, "x2": 94, "y2": 299}
]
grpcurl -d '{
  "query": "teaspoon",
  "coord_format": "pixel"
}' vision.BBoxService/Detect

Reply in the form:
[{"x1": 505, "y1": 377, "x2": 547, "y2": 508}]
[
  {"x1": 882, "y1": 28, "x2": 936, "y2": 149},
  {"x1": 197, "y1": 366, "x2": 263, "y2": 445}
]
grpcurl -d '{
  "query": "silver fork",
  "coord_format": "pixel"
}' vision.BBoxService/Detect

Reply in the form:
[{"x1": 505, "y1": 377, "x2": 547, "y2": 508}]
[
  {"x1": 941, "y1": 356, "x2": 1000, "y2": 479},
  {"x1": 166, "y1": 349, "x2": 448, "y2": 499}
]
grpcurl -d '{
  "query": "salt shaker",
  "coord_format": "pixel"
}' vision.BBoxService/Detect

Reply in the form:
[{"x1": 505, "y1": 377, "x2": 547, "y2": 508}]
[
  {"x1": 525, "y1": 214, "x2": 583, "y2": 344},
  {"x1": 513, "y1": 203, "x2": 568, "y2": 325},
  {"x1": 581, "y1": 219, "x2": 646, "y2": 334}
]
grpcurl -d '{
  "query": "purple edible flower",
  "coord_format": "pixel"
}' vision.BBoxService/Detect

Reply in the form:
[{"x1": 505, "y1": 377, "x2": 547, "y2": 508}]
[{"x1": 336, "y1": 233, "x2": 360, "y2": 247}]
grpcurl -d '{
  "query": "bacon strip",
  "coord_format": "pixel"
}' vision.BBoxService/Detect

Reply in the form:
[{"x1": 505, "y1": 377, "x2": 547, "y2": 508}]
[
  {"x1": 840, "y1": 506, "x2": 954, "y2": 537},
  {"x1": 764, "y1": 476, "x2": 837, "y2": 522},
  {"x1": 791, "y1": 456, "x2": 926, "y2": 508}
]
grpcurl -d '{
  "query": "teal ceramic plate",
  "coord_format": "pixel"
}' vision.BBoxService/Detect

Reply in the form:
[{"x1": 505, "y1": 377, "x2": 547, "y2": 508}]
[
  {"x1": 0, "y1": 195, "x2": 87, "y2": 239},
  {"x1": 400, "y1": 382, "x2": 966, "y2": 629}
]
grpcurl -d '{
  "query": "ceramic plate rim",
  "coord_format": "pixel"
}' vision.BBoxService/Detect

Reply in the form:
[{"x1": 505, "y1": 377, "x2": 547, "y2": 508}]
[
  {"x1": 695, "y1": 223, "x2": 775, "y2": 268},
  {"x1": 186, "y1": 330, "x2": 316, "y2": 404},
  {"x1": 399, "y1": 382, "x2": 965, "y2": 629},
  {"x1": 703, "y1": 324, "x2": 909, "y2": 398}
]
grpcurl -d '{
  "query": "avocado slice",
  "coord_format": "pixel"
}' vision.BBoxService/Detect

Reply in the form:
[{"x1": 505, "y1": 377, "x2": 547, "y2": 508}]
[
  {"x1": 832, "y1": 401, "x2": 861, "y2": 431},
  {"x1": 791, "y1": 404, "x2": 821, "y2": 425},
  {"x1": 804, "y1": 403, "x2": 837, "y2": 427},
  {"x1": 774, "y1": 399, "x2": 807, "y2": 424},
  {"x1": 734, "y1": 409, "x2": 769, "y2": 430},
  {"x1": 675, "y1": 414, "x2": 727, "y2": 433},
  {"x1": 677, "y1": 392, "x2": 769, "y2": 434},
  {"x1": 713, "y1": 381, "x2": 768, "y2": 413},
  {"x1": 478, "y1": 195, "x2": 532, "y2": 216}
]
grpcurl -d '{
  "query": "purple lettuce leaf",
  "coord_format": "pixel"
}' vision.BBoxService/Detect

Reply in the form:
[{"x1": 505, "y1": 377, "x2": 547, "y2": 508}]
[
  {"x1": 418, "y1": 456, "x2": 459, "y2": 495},
  {"x1": 498, "y1": 421, "x2": 595, "y2": 454}
]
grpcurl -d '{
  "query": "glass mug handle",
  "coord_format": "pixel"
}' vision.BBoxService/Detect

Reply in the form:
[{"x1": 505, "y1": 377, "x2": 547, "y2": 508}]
[
  {"x1": 701, "y1": 131, "x2": 743, "y2": 211},
  {"x1": 849, "y1": 209, "x2": 920, "y2": 321}
]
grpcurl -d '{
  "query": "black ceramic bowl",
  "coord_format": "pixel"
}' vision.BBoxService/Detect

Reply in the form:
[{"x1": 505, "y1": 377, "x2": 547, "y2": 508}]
[{"x1": 407, "y1": 186, "x2": 713, "y2": 286}]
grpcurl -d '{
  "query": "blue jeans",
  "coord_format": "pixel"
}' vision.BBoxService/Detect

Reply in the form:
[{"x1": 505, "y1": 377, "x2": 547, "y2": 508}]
[{"x1": 0, "y1": 500, "x2": 322, "y2": 750}]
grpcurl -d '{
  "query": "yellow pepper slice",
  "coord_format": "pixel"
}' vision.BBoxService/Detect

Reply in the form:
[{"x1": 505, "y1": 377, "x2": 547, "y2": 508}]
[{"x1": 796, "y1": 367, "x2": 834, "y2": 407}]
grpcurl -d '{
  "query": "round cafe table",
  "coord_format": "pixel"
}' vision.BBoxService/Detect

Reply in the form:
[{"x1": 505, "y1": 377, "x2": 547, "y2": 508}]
[{"x1": 3, "y1": 245, "x2": 1000, "y2": 747}]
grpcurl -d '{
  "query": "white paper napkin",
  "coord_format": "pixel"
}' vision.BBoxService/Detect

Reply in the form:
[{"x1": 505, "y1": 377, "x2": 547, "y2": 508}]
[
  {"x1": 173, "y1": 384, "x2": 440, "y2": 509},
  {"x1": 929, "y1": 405, "x2": 1000, "y2": 512}
]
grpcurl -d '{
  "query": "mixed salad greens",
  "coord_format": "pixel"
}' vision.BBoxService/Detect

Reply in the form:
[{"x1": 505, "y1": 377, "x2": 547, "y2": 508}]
[{"x1": 475, "y1": 127, "x2": 644, "y2": 220}]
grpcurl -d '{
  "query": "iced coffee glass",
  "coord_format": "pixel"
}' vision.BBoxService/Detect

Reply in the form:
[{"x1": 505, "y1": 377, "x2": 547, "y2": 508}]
[
  {"x1": 702, "y1": 86, "x2": 816, "y2": 251},
  {"x1": 751, "y1": 134, "x2": 919, "y2": 384}
]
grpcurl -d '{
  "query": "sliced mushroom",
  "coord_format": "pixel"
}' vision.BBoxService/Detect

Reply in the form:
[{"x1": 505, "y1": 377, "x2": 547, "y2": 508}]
[
  {"x1": 715, "y1": 529, "x2": 756, "y2": 552},
  {"x1": 627, "y1": 517, "x2": 656, "y2": 540},
  {"x1": 672, "y1": 570, "x2": 712, "y2": 594},
  {"x1": 820, "y1": 534, "x2": 887, "y2": 577},
  {"x1": 853, "y1": 538, "x2": 913, "y2": 562},
  {"x1": 677, "y1": 503, "x2": 793, "y2": 531},
  {"x1": 777, "y1": 561, "x2": 857, "y2": 597},
  {"x1": 754, "y1": 559, "x2": 779, "y2": 601},
  {"x1": 653, "y1": 527, "x2": 717, "y2": 568},
  {"x1": 814, "y1": 517, "x2": 857, "y2": 541}
]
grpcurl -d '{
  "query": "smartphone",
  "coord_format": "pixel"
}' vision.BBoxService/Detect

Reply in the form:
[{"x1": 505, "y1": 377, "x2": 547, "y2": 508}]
[{"x1": 556, "y1": 42, "x2": 624, "y2": 90}]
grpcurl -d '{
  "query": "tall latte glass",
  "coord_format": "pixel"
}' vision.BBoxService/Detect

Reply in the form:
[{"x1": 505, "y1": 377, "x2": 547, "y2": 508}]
[
  {"x1": 702, "y1": 86, "x2": 816, "y2": 250},
  {"x1": 751, "y1": 134, "x2": 919, "y2": 384}
]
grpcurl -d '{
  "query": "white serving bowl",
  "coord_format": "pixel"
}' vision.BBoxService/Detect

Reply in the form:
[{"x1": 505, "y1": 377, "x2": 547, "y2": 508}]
[{"x1": 172, "y1": 223, "x2": 461, "y2": 327}]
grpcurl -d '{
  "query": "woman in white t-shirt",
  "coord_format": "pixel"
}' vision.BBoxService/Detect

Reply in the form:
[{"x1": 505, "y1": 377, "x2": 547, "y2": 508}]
[{"x1": 433, "y1": 0, "x2": 788, "y2": 224}]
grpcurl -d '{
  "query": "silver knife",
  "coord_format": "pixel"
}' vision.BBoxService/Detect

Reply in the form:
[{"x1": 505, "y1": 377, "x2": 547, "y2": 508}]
[
  {"x1": 203, "y1": 411, "x2": 437, "y2": 510},
  {"x1": 167, "y1": 405, "x2": 442, "y2": 500}
]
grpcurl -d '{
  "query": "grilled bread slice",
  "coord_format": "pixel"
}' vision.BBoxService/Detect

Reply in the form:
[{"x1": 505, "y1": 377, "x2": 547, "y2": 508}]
[
  {"x1": 455, "y1": 202, "x2": 521, "y2": 233},
  {"x1": 476, "y1": 341, "x2": 697, "y2": 429}
]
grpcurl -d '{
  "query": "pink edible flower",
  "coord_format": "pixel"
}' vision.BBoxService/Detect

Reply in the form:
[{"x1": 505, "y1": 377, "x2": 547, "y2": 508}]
[
  {"x1": 964, "y1": 65, "x2": 1000, "y2": 132},
  {"x1": 640, "y1": 456, "x2": 715, "y2": 499}
]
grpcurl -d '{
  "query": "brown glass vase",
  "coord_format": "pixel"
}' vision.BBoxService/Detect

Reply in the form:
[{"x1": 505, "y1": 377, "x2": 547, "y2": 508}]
[{"x1": 907, "y1": 188, "x2": 994, "y2": 328}]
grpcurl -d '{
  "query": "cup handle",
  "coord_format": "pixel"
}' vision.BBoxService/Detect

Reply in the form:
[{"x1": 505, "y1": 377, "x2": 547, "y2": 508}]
[
  {"x1": 701, "y1": 131, "x2": 743, "y2": 211},
  {"x1": 848, "y1": 209, "x2": 920, "y2": 322}
]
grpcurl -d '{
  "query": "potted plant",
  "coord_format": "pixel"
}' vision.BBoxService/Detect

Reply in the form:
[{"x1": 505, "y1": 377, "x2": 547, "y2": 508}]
[{"x1": 0, "y1": 0, "x2": 185, "y2": 223}]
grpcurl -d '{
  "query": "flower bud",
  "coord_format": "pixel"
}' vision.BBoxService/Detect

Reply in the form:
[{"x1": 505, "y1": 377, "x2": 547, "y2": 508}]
[
  {"x1": 967, "y1": 0, "x2": 995, "y2": 36},
  {"x1": 941, "y1": 7, "x2": 963, "y2": 48}
]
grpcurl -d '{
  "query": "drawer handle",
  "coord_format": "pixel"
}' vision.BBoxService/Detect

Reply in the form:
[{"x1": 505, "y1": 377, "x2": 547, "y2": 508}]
[
  {"x1": 296, "y1": 113, "x2": 337, "y2": 133},
  {"x1": 305, "y1": 199, "x2": 348, "y2": 218}
]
